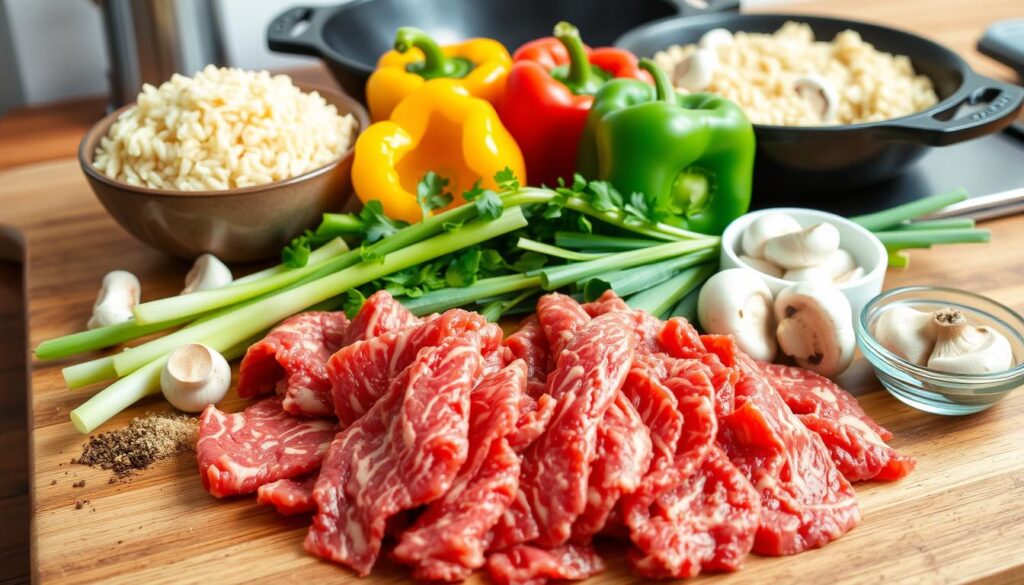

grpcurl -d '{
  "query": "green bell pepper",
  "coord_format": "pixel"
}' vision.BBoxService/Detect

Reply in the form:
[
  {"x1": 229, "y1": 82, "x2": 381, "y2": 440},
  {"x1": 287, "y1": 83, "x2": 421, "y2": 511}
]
[{"x1": 577, "y1": 59, "x2": 755, "y2": 235}]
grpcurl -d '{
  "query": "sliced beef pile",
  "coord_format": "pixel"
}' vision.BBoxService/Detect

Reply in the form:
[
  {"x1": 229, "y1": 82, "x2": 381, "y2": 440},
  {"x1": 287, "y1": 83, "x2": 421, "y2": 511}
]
[{"x1": 196, "y1": 290, "x2": 915, "y2": 583}]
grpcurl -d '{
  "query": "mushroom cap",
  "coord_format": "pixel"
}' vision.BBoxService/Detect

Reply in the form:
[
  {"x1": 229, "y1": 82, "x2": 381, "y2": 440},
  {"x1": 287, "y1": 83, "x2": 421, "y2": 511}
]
[
  {"x1": 774, "y1": 282, "x2": 855, "y2": 377},
  {"x1": 697, "y1": 268, "x2": 777, "y2": 362},
  {"x1": 740, "y1": 212, "x2": 801, "y2": 259},
  {"x1": 764, "y1": 222, "x2": 841, "y2": 269}
]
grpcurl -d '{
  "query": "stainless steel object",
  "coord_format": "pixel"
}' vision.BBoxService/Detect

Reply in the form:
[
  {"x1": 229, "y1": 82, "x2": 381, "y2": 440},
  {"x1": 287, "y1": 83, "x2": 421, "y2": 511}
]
[{"x1": 100, "y1": 0, "x2": 226, "y2": 108}]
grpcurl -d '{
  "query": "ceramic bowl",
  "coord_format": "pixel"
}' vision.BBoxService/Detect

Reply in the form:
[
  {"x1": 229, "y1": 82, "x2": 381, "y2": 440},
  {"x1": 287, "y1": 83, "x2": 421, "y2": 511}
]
[
  {"x1": 858, "y1": 286, "x2": 1024, "y2": 415},
  {"x1": 720, "y1": 207, "x2": 887, "y2": 317},
  {"x1": 78, "y1": 85, "x2": 369, "y2": 262}
]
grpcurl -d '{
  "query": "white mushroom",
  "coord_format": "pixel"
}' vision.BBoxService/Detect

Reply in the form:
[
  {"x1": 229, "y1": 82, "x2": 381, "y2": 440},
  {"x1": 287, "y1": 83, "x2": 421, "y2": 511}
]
[
  {"x1": 794, "y1": 74, "x2": 838, "y2": 122},
  {"x1": 739, "y1": 255, "x2": 784, "y2": 278},
  {"x1": 835, "y1": 266, "x2": 865, "y2": 284},
  {"x1": 872, "y1": 304, "x2": 938, "y2": 366},
  {"x1": 674, "y1": 48, "x2": 717, "y2": 92},
  {"x1": 927, "y1": 308, "x2": 1014, "y2": 374},
  {"x1": 741, "y1": 213, "x2": 802, "y2": 259},
  {"x1": 698, "y1": 28, "x2": 734, "y2": 51},
  {"x1": 697, "y1": 268, "x2": 777, "y2": 361},
  {"x1": 821, "y1": 249, "x2": 857, "y2": 280},
  {"x1": 181, "y1": 253, "x2": 233, "y2": 294},
  {"x1": 764, "y1": 222, "x2": 841, "y2": 269},
  {"x1": 87, "y1": 270, "x2": 141, "y2": 329},
  {"x1": 782, "y1": 266, "x2": 833, "y2": 284},
  {"x1": 774, "y1": 282, "x2": 855, "y2": 377},
  {"x1": 160, "y1": 343, "x2": 231, "y2": 412}
]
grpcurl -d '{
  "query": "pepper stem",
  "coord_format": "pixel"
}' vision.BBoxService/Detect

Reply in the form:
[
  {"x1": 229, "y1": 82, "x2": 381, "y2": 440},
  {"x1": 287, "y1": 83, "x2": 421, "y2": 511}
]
[
  {"x1": 640, "y1": 59, "x2": 674, "y2": 102},
  {"x1": 394, "y1": 27, "x2": 473, "y2": 80},
  {"x1": 553, "y1": 21, "x2": 602, "y2": 95}
]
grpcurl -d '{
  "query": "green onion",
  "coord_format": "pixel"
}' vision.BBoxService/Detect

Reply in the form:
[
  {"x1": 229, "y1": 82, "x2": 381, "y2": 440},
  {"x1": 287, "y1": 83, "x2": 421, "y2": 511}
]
[
  {"x1": 540, "y1": 238, "x2": 718, "y2": 291},
  {"x1": 626, "y1": 263, "x2": 715, "y2": 318},
  {"x1": 63, "y1": 357, "x2": 118, "y2": 389},
  {"x1": 402, "y1": 273, "x2": 542, "y2": 316},
  {"x1": 111, "y1": 208, "x2": 528, "y2": 377},
  {"x1": 874, "y1": 228, "x2": 990, "y2": 248},
  {"x1": 480, "y1": 289, "x2": 536, "y2": 322},
  {"x1": 888, "y1": 250, "x2": 910, "y2": 268},
  {"x1": 35, "y1": 315, "x2": 192, "y2": 361},
  {"x1": 554, "y1": 231, "x2": 661, "y2": 251},
  {"x1": 516, "y1": 238, "x2": 607, "y2": 261},
  {"x1": 893, "y1": 217, "x2": 976, "y2": 231},
  {"x1": 231, "y1": 239, "x2": 348, "y2": 285},
  {"x1": 582, "y1": 247, "x2": 717, "y2": 301},
  {"x1": 670, "y1": 287, "x2": 701, "y2": 323},
  {"x1": 849, "y1": 189, "x2": 968, "y2": 231}
]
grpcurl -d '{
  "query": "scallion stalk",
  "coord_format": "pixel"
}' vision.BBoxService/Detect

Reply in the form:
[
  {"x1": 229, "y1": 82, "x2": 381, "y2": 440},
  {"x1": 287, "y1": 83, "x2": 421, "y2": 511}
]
[
  {"x1": 480, "y1": 289, "x2": 536, "y2": 322},
  {"x1": 888, "y1": 250, "x2": 910, "y2": 268},
  {"x1": 554, "y1": 231, "x2": 660, "y2": 251},
  {"x1": 540, "y1": 238, "x2": 718, "y2": 290},
  {"x1": 892, "y1": 217, "x2": 976, "y2": 231},
  {"x1": 849, "y1": 189, "x2": 968, "y2": 231},
  {"x1": 581, "y1": 247, "x2": 717, "y2": 301},
  {"x1": 516, "y1": 238, "x2": 607, "y2": 261},
  {"x1": 35, "y1": 315, "x2": 192, "y2": 361},
  {"x1": 626, "y1": 263, "x2": 715, "y2": 318},
  {"x1": 670, "y1": 287, "x2": 701, "y2": 323},
  {"x1": 402, "y1": 273, "x2": 542, "y2": 316},
  {"x1": 112, "y1": 208, "x2": 529, "y2": 376},
  {"x1": 231, "y1": 239, "x2": 349, "y2": 285},
  {"x1": 63, "y1": 357, "x2": 118, "y2": 389},
  {"x1": 873, "y1": 228, "x2": 990, "y2": 248}
]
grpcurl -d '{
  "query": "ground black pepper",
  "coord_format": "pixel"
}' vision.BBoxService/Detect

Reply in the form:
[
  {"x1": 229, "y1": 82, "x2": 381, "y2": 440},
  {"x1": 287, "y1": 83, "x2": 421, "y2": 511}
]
[{"x1": 75, "y1": 413, "x2": 197, "y2": 481}]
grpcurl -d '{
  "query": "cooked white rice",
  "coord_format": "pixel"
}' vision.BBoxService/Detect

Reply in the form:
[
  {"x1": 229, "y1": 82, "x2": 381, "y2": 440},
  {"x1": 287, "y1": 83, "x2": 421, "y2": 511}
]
[
  {"x1": 93, "y1": 65, "x2": 357, "y2": 191},
  {"x1": 654, "y1": 22, "x2": 939, "y2": 126}
]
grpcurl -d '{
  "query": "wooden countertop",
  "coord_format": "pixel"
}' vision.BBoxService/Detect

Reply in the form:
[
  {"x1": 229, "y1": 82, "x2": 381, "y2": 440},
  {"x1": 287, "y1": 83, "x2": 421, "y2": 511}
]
[{"x1": 2, "y1": 0, "x2": 1023, "y2": 583}]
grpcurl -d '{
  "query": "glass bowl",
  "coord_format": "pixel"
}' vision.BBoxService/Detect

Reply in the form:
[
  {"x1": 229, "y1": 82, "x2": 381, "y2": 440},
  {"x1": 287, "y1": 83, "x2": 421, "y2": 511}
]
[{"x1": 857, "y1": 286, "x2": 1024, "y2": 415}]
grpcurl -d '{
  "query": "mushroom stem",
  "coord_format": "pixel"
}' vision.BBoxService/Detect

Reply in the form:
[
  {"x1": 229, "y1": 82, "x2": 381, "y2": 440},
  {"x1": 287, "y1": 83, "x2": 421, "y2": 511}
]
[{"x1": 927, "y1": 308, "x2": 1014, "y2": 374}]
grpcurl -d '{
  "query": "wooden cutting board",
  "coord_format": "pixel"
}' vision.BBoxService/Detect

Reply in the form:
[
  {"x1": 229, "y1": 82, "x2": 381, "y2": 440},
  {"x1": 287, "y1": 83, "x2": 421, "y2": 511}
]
[{"x1": 4, "y1": 158, "x2": 1023, "y2": 584}]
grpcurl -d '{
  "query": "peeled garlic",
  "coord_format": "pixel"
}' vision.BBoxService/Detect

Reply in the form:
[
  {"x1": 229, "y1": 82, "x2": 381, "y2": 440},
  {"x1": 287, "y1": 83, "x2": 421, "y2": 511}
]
[{"x1": 927, "y1": 308, "x2": 1013, "y2": 374}]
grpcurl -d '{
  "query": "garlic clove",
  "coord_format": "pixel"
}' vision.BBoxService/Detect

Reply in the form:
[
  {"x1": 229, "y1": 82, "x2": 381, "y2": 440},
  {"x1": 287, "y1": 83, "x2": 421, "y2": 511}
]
[
  {"x1": 741, "y1": 213, "x2": 802, "y2": 259},
  {"x1": 739, "y1": 255, "x2": 784, "y2": 278},
  {"x1": 926, "y1": 308, "x2": 1014, "y2": 374},
  {"x1": 161, "y1": 343, "x2": 231, "y2": 412},
  {"x1": 822, "y1": 249, "x2": 857, "y2": 280},
  {"x1": 182, "y1": 253, "x2": 233, "y2": 294},
  {"x1": 783, "y1": 266, "x2": 833, "y2": 284},
  {"x1": 699, "y1": 28, "x2": 734, "y2": 51},
  {"x1": 872, "y1": 304, "x2": 937, "y2": 366},
  {"x1": 764, "y1": 222, "x2": 841, "y2": 269},
  {"x1": 87, "y1": 270, "x2": 141, "y2": 329},
  {"x1": 794, "y1": 74, "x2": 838, "y2": 122},
  {"x1": 674, "y1": 48, "x2": 717, "y2": 92}
]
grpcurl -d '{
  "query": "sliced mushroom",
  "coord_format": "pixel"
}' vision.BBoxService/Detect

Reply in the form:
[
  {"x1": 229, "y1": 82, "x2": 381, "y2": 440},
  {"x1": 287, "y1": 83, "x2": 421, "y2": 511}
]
[
  {"x1": 697, "y1": 268, "x2": 777, "y2": 361},
  {"x1": 927, "y1": 308, "x2": 1013, "y2": 374},
  {"x1": 182, "y1": 253, "x2": 233, "y2": 294},
  {"x1": 698, "y1": 28, "x2": 734, "y2": 51},
  {"x1": 783, "y1": 266, "x2": 833, "y2": 284},
  {"x1": 87, "y1": 270, "x2": 141, "y2": 329},
  {"x1": 764, "y1": 222, "x2": 841, "y2": 269},
  {"x1": 774, "y1": 282, "x2": 855, "y2": 377},
  {"x1": 674, "y1": 48, "x2": 717, "y2": 92},
  {"x1": 794, "y1": 74, "x2": 838, "y2": 122},
  {"x1": 739, "y1": 255, "x2": 784, "y2": 278},
  {"x1": 741, "y1": 212, "x2": 802, "y2": 259}
]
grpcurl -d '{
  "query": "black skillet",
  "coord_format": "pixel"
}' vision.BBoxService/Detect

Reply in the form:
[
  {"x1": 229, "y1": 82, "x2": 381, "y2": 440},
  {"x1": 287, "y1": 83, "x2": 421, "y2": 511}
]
[
  {"x1": 616, "y1": 14, "x2": 1024, "y2": 197},
  {"x1": 266, "y1": 0, "x2": 702, "y2": 102}
]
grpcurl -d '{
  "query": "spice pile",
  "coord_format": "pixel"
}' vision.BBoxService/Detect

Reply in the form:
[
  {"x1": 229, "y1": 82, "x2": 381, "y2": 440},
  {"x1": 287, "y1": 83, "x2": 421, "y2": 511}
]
[{"x1": 76, "y1": 412, "x2": 197, "y2": 481}]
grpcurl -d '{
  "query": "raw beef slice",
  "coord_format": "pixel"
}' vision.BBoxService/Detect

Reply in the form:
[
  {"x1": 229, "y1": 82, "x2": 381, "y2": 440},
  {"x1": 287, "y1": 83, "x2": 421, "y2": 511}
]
[
  {"x1": 503, "y1": 316, "x2": 550, "y2": 397},
  {"x1": 719, "y1": 363, "x2": 861, "y2": 556},
  {"x1": 258, "y1": 474, "x2": 317, "y2": 515},
  {"x1": 393, "y1": 361, "x2": 527, "y2": 581},
  {"x1": 197, "y1": 397, "x2": 336, "y2": 497},
  {"x1": 628, "y1": 446, "x2": 760, "y2": 578},
  {"x1": 328, "y1": 308, "x2": 501, "y2": 425},
  {"x1": 758, "y1": 362, "x2": 916, "y2": 482},
  {"x1": 520, "y1": 311, "x2": 635, "y2": 546},
  {"x1": 305, "y1": 333, "x2": 484, "y2": 576},
  {"x1": 487, "y1": 543, "x2": 606, "y2": 585},
  {"x1": 236, "y1": 311, "x2": 349, "y2": 417},
  {"x1": 345, "y1": 289, "x2": 420, "y2": 344},
  {"x1": 536, "y1": 293, "x2": 590, "y2": 357}
]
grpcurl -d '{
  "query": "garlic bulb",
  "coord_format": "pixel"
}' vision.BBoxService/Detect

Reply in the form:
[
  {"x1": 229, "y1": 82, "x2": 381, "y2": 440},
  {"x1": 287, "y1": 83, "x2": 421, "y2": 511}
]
[
  {"x1": 927, "y1": 308, "x2": 1014, "y2": 374},
  {"x1": 872, "y1": 305, "x2": 938, "y2": 366}
]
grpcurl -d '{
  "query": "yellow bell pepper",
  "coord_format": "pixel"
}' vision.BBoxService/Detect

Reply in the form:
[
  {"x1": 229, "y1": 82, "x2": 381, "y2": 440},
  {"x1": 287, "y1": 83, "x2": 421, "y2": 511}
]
[
  {"x1": 353, "y1": 80, "x2": 526, "y2": 223},
  {"x1": 366, "y1": 27, "x2": 512, "y2": 121}
]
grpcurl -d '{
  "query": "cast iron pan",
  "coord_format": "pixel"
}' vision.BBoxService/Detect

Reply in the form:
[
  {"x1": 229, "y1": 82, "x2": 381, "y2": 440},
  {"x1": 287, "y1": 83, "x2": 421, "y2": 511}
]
[
  {"x1": 616, "y1": 14, "x2": 1024, "y2": 197},
  {"x1": 267, "y1": 0, "x2": 700, "y2": 102}
]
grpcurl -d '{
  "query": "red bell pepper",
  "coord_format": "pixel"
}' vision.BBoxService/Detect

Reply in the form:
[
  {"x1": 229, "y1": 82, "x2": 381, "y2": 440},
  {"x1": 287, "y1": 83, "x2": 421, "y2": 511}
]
[{"x1": 499, "y1": 22, "x2": 650, "y2": 188}]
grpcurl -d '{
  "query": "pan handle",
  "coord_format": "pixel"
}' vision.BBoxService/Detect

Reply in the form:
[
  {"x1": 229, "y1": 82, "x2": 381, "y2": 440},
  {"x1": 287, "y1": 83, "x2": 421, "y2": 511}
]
[
  {"x1": 871, "y1": 71, "x2": 1024, "y2": 146},
  {"x1": 267, "y1": 6, "x2": 330, "y2": 58}
]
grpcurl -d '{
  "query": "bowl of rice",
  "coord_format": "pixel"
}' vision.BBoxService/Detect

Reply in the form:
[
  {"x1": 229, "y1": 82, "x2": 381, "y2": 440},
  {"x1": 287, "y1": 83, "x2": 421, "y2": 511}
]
[
  {"x1": 79, "y1": 66, "x2": 369, "y2": 261},
  {"x1": 616, "y1": 14, "x2": 1024, "y2": 197}
]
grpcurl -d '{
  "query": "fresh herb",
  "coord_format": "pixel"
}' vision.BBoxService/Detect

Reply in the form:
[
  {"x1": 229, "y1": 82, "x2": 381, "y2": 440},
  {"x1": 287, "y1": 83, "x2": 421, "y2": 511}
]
[
  {"x1": 463, "y1": 180, "x2": 504, "y2": 220},
  {"x1": 495, "y1": 166, "x2": 520, "y2": 192},
  {"x1": 417, "y1": 171, "x2": 454, "y2": 220}
]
